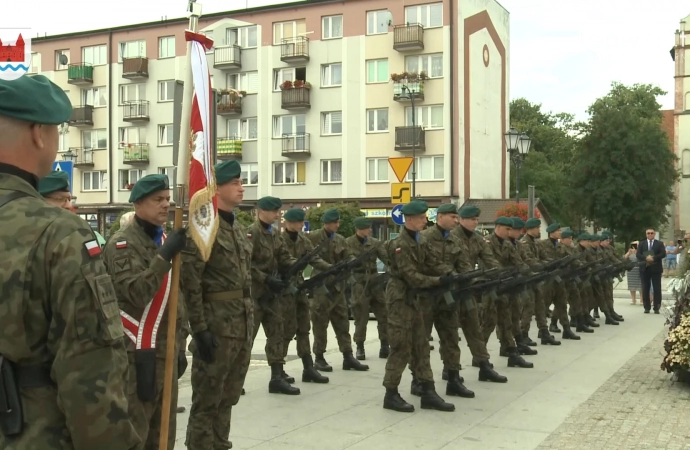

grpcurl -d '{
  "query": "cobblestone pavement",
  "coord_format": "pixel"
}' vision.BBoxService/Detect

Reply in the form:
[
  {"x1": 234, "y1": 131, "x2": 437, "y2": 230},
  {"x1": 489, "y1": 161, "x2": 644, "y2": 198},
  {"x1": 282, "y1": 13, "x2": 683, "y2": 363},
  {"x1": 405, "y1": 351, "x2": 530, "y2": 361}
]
[{"x1": 537, "y1": 330, "x2": 690, "y2": 450}]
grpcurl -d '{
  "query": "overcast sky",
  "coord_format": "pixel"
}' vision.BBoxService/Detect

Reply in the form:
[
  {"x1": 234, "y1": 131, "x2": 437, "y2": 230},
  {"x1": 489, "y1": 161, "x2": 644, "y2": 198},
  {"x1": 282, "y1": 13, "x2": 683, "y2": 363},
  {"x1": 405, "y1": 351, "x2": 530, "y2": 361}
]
[{"x1": 7, "y1": 0, "x2": 689, "y2": 119}]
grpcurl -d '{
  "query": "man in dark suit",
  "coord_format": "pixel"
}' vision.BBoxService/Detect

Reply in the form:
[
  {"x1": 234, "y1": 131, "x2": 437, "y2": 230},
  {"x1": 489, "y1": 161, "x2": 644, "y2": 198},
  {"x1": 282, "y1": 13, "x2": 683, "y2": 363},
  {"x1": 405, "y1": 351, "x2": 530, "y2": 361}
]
[{"x1": 636, "y1": 228, "x2": 666, "y2": 313}]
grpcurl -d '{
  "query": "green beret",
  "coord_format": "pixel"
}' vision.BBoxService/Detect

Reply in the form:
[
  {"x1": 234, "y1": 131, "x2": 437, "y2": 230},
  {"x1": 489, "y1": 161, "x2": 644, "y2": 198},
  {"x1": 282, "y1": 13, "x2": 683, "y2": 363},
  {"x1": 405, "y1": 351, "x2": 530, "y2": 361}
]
[
  {"x1": 0, "y1": 75, "x2": 72, "y2": 125},
  {"x1": 494, "y1": 216, "x2": 513, "y2": 227},
  {"x1": 525, "y1": 218, "x2": 540, "y2": 229},
  {"x1": 512, "y1": 217, "x2": 525, "y2": 229},
  {"x1": 322, "y1": 208, "x2": 340, "y2": 223},
  {"x1": 601, "y1": 231, "x2": 612, "y2": 238},
  {"x1": 353, "y1": 217, "x2": 372, "y2": 229},
  {"x1": 458, "y1": 205, "x2": 480, "y2": 218},
  {"x1": 401, "y1": 200, "x2": 428, "y2": 216},
  {"x1": 578, "y1": 233, "x2": 591, "y2": 241},
  {"x1": 215, "y1": 160, "x2": 241, "y2": 185},
  {"x1": 598, "y1": 235, "x2": 608, "y2": 241},
  {"x1": 283, "y1": 208, "x2": 305, "y2": 222},
  {"x1": 257, "y1": 196, "x2": 282, "y2": 211},
  {"x1": 436, "y1": 203, "x2": 457, "y2": 214},
  {"x1": 38, "y1": 171, "x2": 70, "y2": 196},
  {"x1": 546, "y1": 223, "x2": 561, "y2": 234},
  {"x1": 561, "y1": 229, "x2": 574, "y2": 238},
  {"x1": 129, "y1": 174, "x2": 169, "y2": 203}
]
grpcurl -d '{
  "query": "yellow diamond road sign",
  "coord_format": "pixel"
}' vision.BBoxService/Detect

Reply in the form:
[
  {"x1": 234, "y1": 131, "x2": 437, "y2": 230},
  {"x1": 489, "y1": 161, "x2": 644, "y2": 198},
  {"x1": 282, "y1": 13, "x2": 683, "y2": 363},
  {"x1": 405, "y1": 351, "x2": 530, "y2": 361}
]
[{"x1": 391, "y1": 183, "x2": 411, "y2": 204}]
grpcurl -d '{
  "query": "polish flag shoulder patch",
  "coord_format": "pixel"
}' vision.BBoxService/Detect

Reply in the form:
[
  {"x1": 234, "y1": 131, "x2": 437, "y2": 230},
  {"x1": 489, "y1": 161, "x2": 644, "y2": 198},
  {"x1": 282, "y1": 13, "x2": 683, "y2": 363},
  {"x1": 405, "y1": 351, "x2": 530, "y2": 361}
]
[
  {"x1": 395, "y1": 247, "x2": 402, "y2": 254},
  {"x1": 246, "y1": 233, "x2": 252, "y2": 239},
  {"x1": 116, "y1": 241, "x2": 127, "y2": 249},
  {"x1": 84, "y1": 239, "x2": 101, "y2": 257}
]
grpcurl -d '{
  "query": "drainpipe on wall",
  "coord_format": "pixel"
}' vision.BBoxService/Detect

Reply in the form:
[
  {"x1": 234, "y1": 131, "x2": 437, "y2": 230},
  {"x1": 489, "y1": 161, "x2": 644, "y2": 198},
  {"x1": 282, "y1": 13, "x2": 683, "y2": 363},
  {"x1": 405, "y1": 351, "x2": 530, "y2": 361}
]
[
  {"x1": 104, "y1": 30, "x2": 114, "y2": 236},
  {"x1": 449, "y1": 0, "x2": 456, "y2": 200}
]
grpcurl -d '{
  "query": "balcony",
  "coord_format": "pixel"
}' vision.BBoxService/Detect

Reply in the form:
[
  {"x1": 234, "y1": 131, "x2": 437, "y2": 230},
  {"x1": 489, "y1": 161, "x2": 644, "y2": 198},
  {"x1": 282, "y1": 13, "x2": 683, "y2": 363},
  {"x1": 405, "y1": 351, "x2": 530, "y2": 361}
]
[
  {"x1": 217, "y1": 91, "x2": 242, "y2": 115},
  {"x1": 393, "y1": 24, "x2": 425, "y2": 51},
  {"x1": 69, "y1": 148, "x2": 95, "y2": 168},
  {"x1": 122, "y1": 57, "x2": 149, "y2": 79},
  {"x1": 217, "y1": 138, "x2": 242, "y2": 159},
  {"x1": 213, "y1": 45, "x2": 241, "y2": 69},
  {"x1": 67, "y1": 63, "x2": 93, "y2": 85},
  {"x1": 69, "y1": 105, "x2": 93, "y2": 127},
  {"x1": 122, "y1": 143, "x2": 150, "y2": 164},
  {"x1": 122, "y1": 100, "x2": 150, "y2": 122},
  {"x1": 280, "y1": 37, "x2": 309, "y2": 63},
  {"x1": 394, "y1": 126, "x2": 426, "y2": 152},
  {"x1": 281, "y1": 85, "x2": 311, "y2": 110},
  {"x1": 392, "y1": 80, "x2": 425, "y2": 102},
  {"x1": 281, "y1": 133, "x2": 310, "y2": 157}
]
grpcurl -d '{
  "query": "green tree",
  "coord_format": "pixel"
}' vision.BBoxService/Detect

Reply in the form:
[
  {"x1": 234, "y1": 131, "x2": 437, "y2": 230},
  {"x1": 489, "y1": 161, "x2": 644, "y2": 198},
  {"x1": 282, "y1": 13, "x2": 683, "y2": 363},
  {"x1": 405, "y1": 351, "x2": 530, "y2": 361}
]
[
  {"x1": 304, "y1": 202, "x2": 363, "y2": 238},
  {"x1": 108, "y1": 208, "x2": 134, "y2": 237},
  {"x1": 235, "y1": 209, "x2": 254, "y2": 227},
  {"x1": 570, "y1": 82, "x2": 679, "y2": 245}
]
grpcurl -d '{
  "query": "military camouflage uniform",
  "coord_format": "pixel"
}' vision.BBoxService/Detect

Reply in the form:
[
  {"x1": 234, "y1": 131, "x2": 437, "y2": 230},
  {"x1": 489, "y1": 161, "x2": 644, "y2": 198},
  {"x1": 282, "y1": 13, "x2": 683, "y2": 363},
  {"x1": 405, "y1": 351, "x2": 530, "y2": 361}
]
[
  {"x1": 575, "y1": 241, "x2": 603, "y2": 317},
  {"x1": 539, "y1": 238, "x2": 571, "y2": 330},
  {"x1": 561, "y1": 242, "x2": 591, "y2": 333},
  {"x1": 518, "y1": 234, "x2": 552, "y2": 342},
  {"x1": 602, "y1": 245, "x2": 624, "y2": 315}
]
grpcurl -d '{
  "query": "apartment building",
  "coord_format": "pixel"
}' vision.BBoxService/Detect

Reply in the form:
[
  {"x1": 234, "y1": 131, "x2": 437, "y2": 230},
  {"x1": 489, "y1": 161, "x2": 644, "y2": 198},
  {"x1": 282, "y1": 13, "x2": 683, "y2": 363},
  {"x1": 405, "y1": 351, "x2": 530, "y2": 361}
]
[
  {"x1": 672, "y1": 13, "x2": 690, "y2": 235},
  {"x1": 31, "y1": 0, "x2": 510, "y2": 235}
]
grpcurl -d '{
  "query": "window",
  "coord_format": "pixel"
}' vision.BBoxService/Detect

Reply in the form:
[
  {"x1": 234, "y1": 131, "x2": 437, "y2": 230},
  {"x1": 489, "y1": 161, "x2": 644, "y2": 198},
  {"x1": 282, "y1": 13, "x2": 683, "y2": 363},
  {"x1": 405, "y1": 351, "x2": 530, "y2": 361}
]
[
  {"x1": 55, "y1": 49, "x2": 70, "y2": 70},
  {"x1": 367, "y1": 10, "x2": 390, "y2": 35},
  {"x1": 226, "y1": 118, "x2": 258, "y2": 140},
  {"x1": 119, "y1": 83, "x2": 146, "y2": 103},
  {"x1": 367, "y1": 157, "x2": 389, "y2": 182},
  {"x1": 367, "y1": 109, "x2": 388, "y2": 133},
  {"x1": 322, "y1": 15, "x2": 343, "y2": 39},
  {"x1": 321, "y1": 159, "x2": 342, "y2": 183},
  {"x1": 273, "y1": 67, "x2": 307, "y2": 91},
  {"x1": 58, "y1": 130, "x2": 68, "y2": 152},
  {"x1": 241, "y1": 163, "x2": 259, "y2": 186},
  {"x1": 227, "y1": 26, "x2": 257, "y2": 48},
  {"x1": 366, "y1": 59, "x2": 388, "y2": 83},
  {"x1": 405, "y1": 3, "x2": 443, "y2": 28},
  {"x1": 405, "y1": 53, "x2": 443, "y2": 78},
  {"x1": 405, "y1": 105, "x2": 443, "y2": 129},
  {"x1": 82, "y1": 129, "x2": 107, "y2": 149},
  {"x1": 273, "y1": 114, "x2": 306, "y2": 137},
  {"x1": 82, "y1": 45, "x2": 107, "y2": 66},
  {"x1": 118, "y1": 127, "x2": 143, "y2": 145},
  {"x1": 118, "y1": 40, "x2": 146, "y2": 62},
  {"x1": 273, "y1": 161, "x2": 306, "y2": 184},
  {"x1": 81, "y1": 87, "x2": 107, "y2": 107},
  {"x1": 322, "y1": 112, "x2": 342, "y2": 135},
  {"x1": 29, "y1": 52, "x2": 41, "y2": 73},
  {"x1": 119, "y1": 169, "x2": 146, "y2": 190},
  {"x1": 82, "y1": 171, "x2": 107, "y2": 191},
  {"x1": 159, "y1": 80, "x2": 175, "y2": 102},
  {"x1": 273, "y1": 20, "x2": 306, "y2": 45},
  {"x1": 158, "y1": 36, "x2": 175, "y2": 59},
  {"x1": 159, "y1": 124, "x2": 174, "y2": 146},
  {"x1": 158, "y1": 167, "x2": 176, "y2": 188},
  {"x1": 405, "y1": 156, "x2": 444, "y2": 181},
  {"x1": 227, "y1": 72, "x2": 259, "y2": 94},
  {"x1": 321, "y1": 63, "x2": 342, "y2": 87}
]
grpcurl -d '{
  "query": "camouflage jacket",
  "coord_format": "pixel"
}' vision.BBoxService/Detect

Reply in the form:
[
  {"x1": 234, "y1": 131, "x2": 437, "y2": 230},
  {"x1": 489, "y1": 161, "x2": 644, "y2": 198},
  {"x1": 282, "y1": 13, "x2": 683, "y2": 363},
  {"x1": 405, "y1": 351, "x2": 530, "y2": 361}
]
[
  {"x1": 386, "y1": 230, "x2": 442, "y2": 305},
  {"x1": 421, "y1": 225, "x2": 474, "y2": 276},
  {"x1": 0, "y1": 171, "x2": 138, "y2": 449},
  {"x1": 602, "y1": 245, "x2": 624, "y2": 263},
  {"x1": 487, "y1": 233, "x2": 527, "y2": 269},
  {"x1": 539, "y1": 238, "x2": 570, "y2": 261},
  {"x1": 181, "y1": 215, "x2": 253, "y2": 339},
  {"x1": 344, "y1": 234, "x2": 388, "y2": 278},
  {"x1": 308, "y1": 228, "x2": 352, "y2": 292},
  {"x1": 452, "y1": 225, "x2": 499, "y2": 269},
  {"x1": 246, "y1": 221, "x2": 296, "y2": 297},
  {"x1": 519, "y1": 234, "x2": 545, "y2": 266},
  {"x1": 281, "y1": 230, "x2": 332, "y2": 286},
  {"x1": 103, "y1": 219, "x2": 184, "y2": 359}
]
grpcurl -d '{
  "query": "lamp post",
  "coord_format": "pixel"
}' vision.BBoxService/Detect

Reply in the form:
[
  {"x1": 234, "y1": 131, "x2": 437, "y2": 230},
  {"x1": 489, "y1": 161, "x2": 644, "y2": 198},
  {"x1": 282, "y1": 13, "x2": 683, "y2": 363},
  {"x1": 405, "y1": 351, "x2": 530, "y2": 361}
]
[
  {"x1": 61, "y1": 148, "x2": 77, "y2": 163},
  {"x1": 400, "y1": 83, "x2": 417, "y2": 198},
  {"x1": 504, "y1": 127, "x2": 532, "y2": 203}
]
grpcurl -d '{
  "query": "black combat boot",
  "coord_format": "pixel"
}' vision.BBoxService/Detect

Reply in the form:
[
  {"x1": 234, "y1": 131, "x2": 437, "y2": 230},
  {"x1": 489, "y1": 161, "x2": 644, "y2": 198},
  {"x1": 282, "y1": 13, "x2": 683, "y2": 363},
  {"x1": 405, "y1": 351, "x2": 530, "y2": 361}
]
[
  {"x1": 356, "y1": 342, "x2": 366, "y2": 361},
  {"x1": 383, "y1": 387, "x2": 415, "y2": 412},
  {"x1": 281, "y1": 370, "x2": 295, "y2": 384},
  {"x1": 603, "y1": 311, "x2": 619, "y2": 325},
  {"x1": 576, "y1": 315, "x2": 593, "y2": 333},
  {"x1": 410, "y1": 375, "x2": 423, "y2": 396},
  {"x1": 499, "y1": 346, "x2": 509, "y2": 357},
  {"x1": 268, "y1": 363, "x2": 301, "y2": 395},
  {"x1": 472, "y1": 359, "x2": 493, "y2": 368},
  {"x1": 301, "y1": 355, "x2": 329, "y2": 384},
  {"x1": 446, "y1": 370, "x2": 475, "y2": 398},
  {"x1": 478, "y1": 360, "x2": 508, "y2": 383},
  {"x1": 420, "y1": 382, "x2": 455, "y2": 412},
  {"x1": 562, "y1": 325, "x2": 580, "y2": 340},
  {"x1": 522, "y1": 332, "x2": 537, "y2": 347},
  {"x1": 569, "y1": 317, "x2": 577, "y2": 327},
  {"x1": 442, "y1": 365, "x2": 448, "y2": 380},
  {"x1": 549, "y1": 317, "x2": 561, "y2": 333},
  {"x1": 593, "y1": 308, "x2": 600, "y2": 319},
  {"x1": 379, "y1": 339, "x2": 390, "y2": 358},
  {"x1": 612, "y1": 310, "x2": 624, "y2": 322},
  {"x1": 515, "y1": 333, "x2": 538, "y2": 355},
  {"x1": 241, "y1": 388, "x2": 245, "y2": 395},
  {"x1": 429, "y1": 335, "x2": 434, "y2": 351},
  {"x1": 507, "y1": 348, "x2": 534, "y2": 368},
  {"x1": 538, "y1": 328, "x2": 561, "y2": 346},
  {"x1": 343, "y1": 352, "x2": 369, "y2": 371},
  {"x1": 314, "y1": 353, "x2": 333, "y2": 372},
  {"x1": 585, "y1": 314, "x2": 600, "y2": 327}
]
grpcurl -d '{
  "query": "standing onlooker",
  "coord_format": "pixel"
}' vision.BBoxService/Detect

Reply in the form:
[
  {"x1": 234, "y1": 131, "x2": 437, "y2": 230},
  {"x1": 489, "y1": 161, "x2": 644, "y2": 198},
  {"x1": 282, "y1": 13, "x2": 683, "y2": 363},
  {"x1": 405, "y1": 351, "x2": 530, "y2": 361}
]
[
  {"x1": 664, "y1": 240, "x2": 678, "y2": 276},
  {"x1": 625, "y1": 242, "x2": 642, "y2": 305},
  {"x1": 636, "y1": 228, "x2": 666, "y2": 314}
]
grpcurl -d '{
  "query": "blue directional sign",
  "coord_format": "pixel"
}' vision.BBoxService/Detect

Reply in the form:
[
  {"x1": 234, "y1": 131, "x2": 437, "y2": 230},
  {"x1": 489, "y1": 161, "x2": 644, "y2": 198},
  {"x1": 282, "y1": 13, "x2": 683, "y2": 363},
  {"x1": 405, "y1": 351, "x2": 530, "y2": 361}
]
[
  {"x1": 52, "y1": 161, "x2": 74, "y2": 194},
  {"x1": 391, "y1": 204, "x2": 405, "y2": 225},
  {"x1": 303, "y1": 221, "x2": 310, "y2": 232}
]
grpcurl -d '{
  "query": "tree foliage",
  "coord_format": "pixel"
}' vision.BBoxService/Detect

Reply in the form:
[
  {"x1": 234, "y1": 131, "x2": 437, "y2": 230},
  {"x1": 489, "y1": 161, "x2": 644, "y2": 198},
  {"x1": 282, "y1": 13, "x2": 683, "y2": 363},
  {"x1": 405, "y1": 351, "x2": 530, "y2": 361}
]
[
  {"x1": 235, "y1": 209, "x2": 254, "y2": 227},
  {"x1": 304, "y1": 202, "x2": 363, "y2": 238},
  {"x1": 108, "y1": 208, "x2": 134, "y2": 237},
  {"x1": 570, "y1": 82, "x2": 678, "y2": 245}
]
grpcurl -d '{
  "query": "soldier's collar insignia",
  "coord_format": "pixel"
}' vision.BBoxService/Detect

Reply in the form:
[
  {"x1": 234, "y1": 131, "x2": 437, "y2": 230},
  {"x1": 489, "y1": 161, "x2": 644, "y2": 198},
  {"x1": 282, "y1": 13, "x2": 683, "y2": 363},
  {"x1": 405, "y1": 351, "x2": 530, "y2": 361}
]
[
  {"x1": 116, "y1": 240, "x2": 127, "y2": 249},
  {"x1": 84, "y1": 239, "x2": 101, "y2": 257}
]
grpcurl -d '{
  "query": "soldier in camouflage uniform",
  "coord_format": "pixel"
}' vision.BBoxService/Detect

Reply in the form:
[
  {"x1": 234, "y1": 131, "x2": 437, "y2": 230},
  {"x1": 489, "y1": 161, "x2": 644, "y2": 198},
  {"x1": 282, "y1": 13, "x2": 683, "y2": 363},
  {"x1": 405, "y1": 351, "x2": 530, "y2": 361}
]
[
  {"x1": 383, "y1": 200, "x2": 455, "y2": 413},
  {"x1": 0, "y1": 73, "x2": 139, "y2": 450},
  {"x1": 280, "y1": 208, "x2": 332, "y2": 384},
  {"x1": 599, "y1": 233, "x2": 626, "y2": 321},
  {"x1": 308, "y1": 209, "x2": 369, "y2": 372},
  {"x1": 559, "y1": 229, "x2": 593, "y2": 334},
  {"x1": 181, "y1": 160, "x2": 253, "y2": 450},
  {"x1": 575, "y1": 234, "x2": 618, "y2": 325},
  {"x1": 37, "y1": 170, "x2": 72, "y2": 209},
  {"x1": 346, "y1": 216, "x2": 390, "y2": 361},
  {"x1": 591, "y1": 236, "x2": 625, "y2": 323}
]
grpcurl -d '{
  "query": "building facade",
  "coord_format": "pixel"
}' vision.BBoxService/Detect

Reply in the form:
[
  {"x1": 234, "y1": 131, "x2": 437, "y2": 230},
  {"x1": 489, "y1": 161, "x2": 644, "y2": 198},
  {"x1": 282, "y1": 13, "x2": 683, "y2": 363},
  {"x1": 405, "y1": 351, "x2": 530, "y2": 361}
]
[
  {"x1": 673, "y1": 14, "x2": 690, "y2": 236},
  {"x1": 31, "y1": 0, "x2": 510, "y2": 236}
]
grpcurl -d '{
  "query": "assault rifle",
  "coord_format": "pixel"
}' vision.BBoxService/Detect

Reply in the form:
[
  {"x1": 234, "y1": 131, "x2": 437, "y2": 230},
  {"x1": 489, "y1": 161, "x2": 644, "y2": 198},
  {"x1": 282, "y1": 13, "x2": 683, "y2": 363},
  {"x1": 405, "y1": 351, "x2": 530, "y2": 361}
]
[
  {"x1": 298, "y1": 245, "x2": 379, "y2": 295},
  {"x1": 414, "y1": 267, "x2": 512, "y2": 308},
  {"x1": 281, "y1": 240, "x2": 326, "y2": 295}
]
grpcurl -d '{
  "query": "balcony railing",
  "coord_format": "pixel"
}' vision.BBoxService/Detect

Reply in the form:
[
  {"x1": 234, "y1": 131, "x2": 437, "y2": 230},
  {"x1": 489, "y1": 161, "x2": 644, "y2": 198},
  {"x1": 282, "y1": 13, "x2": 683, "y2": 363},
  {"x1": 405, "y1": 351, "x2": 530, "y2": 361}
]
[
  {"x1": 122, "y1": 100, "x2": 150, "y2": 122},
  {"x1": 393, "y1": 81, "x2": 425, "y2": 102},
  {"x1": 122, "y1": 57, "x2": 149, "y2": 79},
  {"x1": 69, "y1": 147, "x2": 94, "y2": 167},
  {"x1": 281, "y1": 87, "x2": 311, "y2": 110},
  {"x1": 217, "y1": 138, "x2": 242, "y2": 159},
  {"x1": 214, "y1": 45, "x2": 241, "y2": 69},
  {"x1": 281, "y1": 133, "x2": 310, "y2": 157},
  {"x1": 217, "y1": 93, "x2": 242, "y2": 115},
  {"x1": 69, "y1": 105, "x2": 94, "y2": 126},
  {"x1": 280, "y1": 36, "x2": 309, "y2": 62},
  {"x1": 122, "y1": 143, "x2": 149, "y2": 164},
  {"x1": 67, "y1": 63, "x2": 93, "y2": 84},
  {"x1": 394, "y1": 126, "x2": 426, "y2": 152},
  {"x1": 393, "y1": 24, "x2": 425, "y2": 51}
]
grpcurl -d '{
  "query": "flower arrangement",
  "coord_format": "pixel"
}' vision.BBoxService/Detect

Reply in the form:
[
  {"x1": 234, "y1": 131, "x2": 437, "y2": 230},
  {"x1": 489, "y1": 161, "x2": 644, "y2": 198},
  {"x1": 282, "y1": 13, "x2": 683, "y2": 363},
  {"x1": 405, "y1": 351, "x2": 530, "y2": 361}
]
[
  {"x1": 218, "y1": 89, "x2": 246, "y2": 102},
  {"x1": 661, "y1": 270, "x2": 690, "y2": 382},
  {"x1": 125, "y1": 183, "x2": 135, "y2": 190},
  {"x1": 281, "y1": 80, "x2": 311, "y2": 90},
  {"x1": 390, "y1": 71, "x2": 430, "y2": 83},
  {"x1": 494, "y1": 202, "x2": 542, "y2": 222}
]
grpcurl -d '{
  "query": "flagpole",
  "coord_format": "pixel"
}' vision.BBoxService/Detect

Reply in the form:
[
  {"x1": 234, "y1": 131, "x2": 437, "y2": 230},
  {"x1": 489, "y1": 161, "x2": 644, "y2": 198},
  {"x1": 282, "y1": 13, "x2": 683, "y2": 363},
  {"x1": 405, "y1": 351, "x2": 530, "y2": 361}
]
[{"x1": 158, "y1": 2, "x2": 199, "y2": 448}]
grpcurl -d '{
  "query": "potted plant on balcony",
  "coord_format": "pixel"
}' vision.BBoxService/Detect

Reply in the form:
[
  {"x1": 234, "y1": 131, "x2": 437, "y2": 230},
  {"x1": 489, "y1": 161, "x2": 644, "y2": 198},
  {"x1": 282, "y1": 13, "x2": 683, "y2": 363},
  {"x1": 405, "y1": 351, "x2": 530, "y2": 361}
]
[
  {"x1": 125, "y1": 182, "x2": 135, "y2": 190},
  {"x1": 391, "y1": 71, "x2": 429, "y2": 83},
  {"x1": 280, "y1": 80, "x2": 294, "y2": 90}
]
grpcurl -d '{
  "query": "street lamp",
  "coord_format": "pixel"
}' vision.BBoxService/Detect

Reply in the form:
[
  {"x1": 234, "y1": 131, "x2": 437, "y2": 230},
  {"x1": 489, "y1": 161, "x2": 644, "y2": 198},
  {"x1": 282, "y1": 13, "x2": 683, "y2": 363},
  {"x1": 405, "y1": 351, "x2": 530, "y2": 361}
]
[
  {"x1": 61, "y1": 148, "x2": 77, "y2": 163},
  {"x1": 400, "y1": 84, "x2": 418, "y2": 198},
  {"x1": 504, "y1": 127, "x2": 532, "y2": 203}
]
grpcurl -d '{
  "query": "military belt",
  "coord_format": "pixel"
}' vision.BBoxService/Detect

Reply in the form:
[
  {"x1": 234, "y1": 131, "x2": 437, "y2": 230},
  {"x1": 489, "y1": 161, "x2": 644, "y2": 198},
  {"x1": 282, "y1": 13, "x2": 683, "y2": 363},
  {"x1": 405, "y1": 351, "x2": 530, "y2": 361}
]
[
  {"x1": 205, "y1": 288, "x2": 251, "y2": 302},
  {"x1": 14, "y1": 364, "x2": 54, "y2": 388}
]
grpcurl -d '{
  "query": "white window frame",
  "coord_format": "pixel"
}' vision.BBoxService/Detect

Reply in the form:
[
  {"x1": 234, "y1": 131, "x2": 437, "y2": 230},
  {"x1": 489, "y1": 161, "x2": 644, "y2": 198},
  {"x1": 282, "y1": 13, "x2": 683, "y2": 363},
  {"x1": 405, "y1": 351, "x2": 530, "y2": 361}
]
[
  {"x1": 82, "y1": 171, "x2": 107, "y2": 191},
  {"x1": 366, "y1": 59, "x2": 388, "y2": 84},
  {"x1": 119, "y1": 83, "x2": 146, "y2": 104},
  {"x1": 227, "y1": 72, "x2": 259, "y2": 94},
  {"x1": 366, "y1": 158, "x2": 389, "y2": 183},
  {"x1": 29, "y1": 52, "x2": 41, "y2": 73},
  {"x1": 118, "y1": 40, "x2": 146, "y2": 62},
  {"x1": 158, "y1": 167, "x2": 176, "y2": 188},
  {"x1": 405, "y1": 156, "x2": 445, "y2": 182},
  {"x1": 321, "y1": 159, "x2": 342, "y2": 184},
  {"x1": 81, "y1": 87, "x2": 107, "y2": 107},
  {"x1": 227, "y1": 26, "x2": 257, "y2": 48},
  {"x1": 58, "y1": 130, "x2": 68, "y2": 152},
  {"x1": 119, "y1": 169, "x2": 146, "y2": 190},
  {"x1": 82, "y1": 45, "x2": 107, "y2": 66},
  {"x1": 158, "y1": 80, "x2": 175, "y2": 102},
  {"x1": 226, "y1": 118, "x2": 258, "y2": 140},
  {"x1": 273, "y1": 161, "x2": 305, "y2": 185},
  {"x1": 273, "y1": 114, "x2": 306, "y2": 138},
  {"x1": 118, "y1": 127, "x2": 143, "y2": 145},
  {"x1": 367, "y1": 109, "x2": 388, "y2": 133},
  {"x1": 81, "y1": 129, "x2": 107, "y2": 149},
  {"x1": 241, "y1": 163, "x2": 259, "y2": 186},
  {"x1": 274, "y1": 20, "x2": 303, "y2": 45},
  {"x1": 321, "y1": 63, "x2": 342, "y2": 87},
  {"x1": 405, "y1": 53, "x2": 443, "y2": 78},
  {"x1": 367, "y1": 10, "x2": 390, "y2": 35},
  {"x1": 158, "y1": 36, "x2": 175, "y2": 59},
  {"x1": 55, "y1": 50, "x2": 70, "y2": 71},
  {"x1": 322, "y1": 15, "x2": 343, "y2": 40},
  {"x1": 273, "y1": 68, "x2": 295, "y2": 91},
  {"x1": 405, "y1": 3, "x2": 443, "y2": 29},
  {"x1": 405, "y1": 105, "x2": 444, "y2": 129},
  {"x1": 322, "y1": 111, "x2": 342, "y2": 136},
  {"x1": 158, "y1": 124, "x2": 174, "y2": 146}
]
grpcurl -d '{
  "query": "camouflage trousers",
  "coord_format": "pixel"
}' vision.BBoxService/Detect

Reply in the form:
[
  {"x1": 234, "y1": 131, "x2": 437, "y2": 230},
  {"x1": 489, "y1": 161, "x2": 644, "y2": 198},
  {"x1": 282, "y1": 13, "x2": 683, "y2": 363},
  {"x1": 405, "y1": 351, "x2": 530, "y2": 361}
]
[
  {"x1": 520, "y1": 287, "x2": 548, "y2": 333},
  {"x1": 186, "y1": 335, "x2": 251, "y2": 450},
  {"x1": 383, "y1": 295, "x2": 433, "y2": 388},
  {"x1": 460, "y1": 295, "x2": 491, "y2": 363},
  {"x1": 351, "y1": 277, "x2": 388, "y2": 344},
  {"x1": 251, "y1": 296, "x2": 285, "y2": 365},
  {"x1": 496, "y1": 293, "x2": 523, "y2": 342},
  {"x1": 480, "y1": 294, "x2": 516, "y2": 349},
  {"x1": 282, "y1": 292, "x2": 313, "y2": 359},
  {"x1": 409, "y1": 297, "x2": 462, "y2": 371},
  {"x1": 565, "y1": 281, "x2": 584, "y2": 318},
  {"x1": 590, "y1": 280, "x2": 610, "y2": 313},
  {"x1": 543, "y1": 281, "x2": 570, "y2": 327},
  {"x1": 604, "y1": 279, "x2": 615, "y2": 312},
  {"x1": 310, "y1": 287, "x2": 353, "y2": 354}
]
